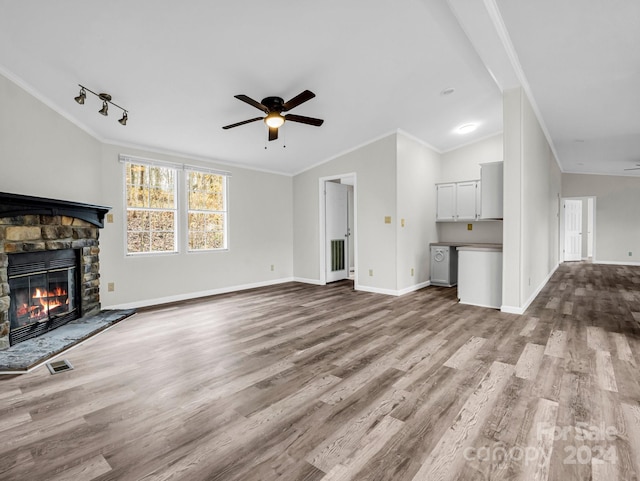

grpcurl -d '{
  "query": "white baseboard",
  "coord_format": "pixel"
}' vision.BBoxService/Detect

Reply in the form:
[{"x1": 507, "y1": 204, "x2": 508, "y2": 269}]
[
  {"x1": 356, "y1": 285, "x2": 399, "y2": 296},
  {"x1": 593, "y1": 260, "x2": 640, "y2": 266},
  {"x1": 357, "y1": 281, "x2": 431, "y2": 297},
  {"x1": 460, "y1": 300, "x2": 500, "y2": 310},
  {"x1": 397, "y1": 281, "x2": 431, "y2": 296},
  {"x1": 293, "y1": 277, "x2": 324, "y2": 285},
  {"x1": 104, "y1": 277, "x2": 295, "y2": 310},
  {"x1": 500, "y1": 305, "x2": 525, "y2": 315},
  {"x1": 500, "y1": 263, "x2": 559, "y2": 315}
]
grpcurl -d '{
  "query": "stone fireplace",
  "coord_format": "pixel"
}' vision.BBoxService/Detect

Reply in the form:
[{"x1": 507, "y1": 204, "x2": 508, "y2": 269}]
[{"x1": 0, "y1": 192, "x2": 109, "y2": 350}]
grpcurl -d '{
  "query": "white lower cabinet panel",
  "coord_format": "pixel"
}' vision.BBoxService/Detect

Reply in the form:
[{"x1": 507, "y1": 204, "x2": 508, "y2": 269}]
[{"x1": 457, "y1": 247, "x2": 502, "y2": 309}]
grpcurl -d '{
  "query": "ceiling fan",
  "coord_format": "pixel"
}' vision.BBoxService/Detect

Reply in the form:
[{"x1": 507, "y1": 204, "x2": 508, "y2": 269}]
[
  {"x1": 222, "y1": 90, "x2": 324, "y2": 141},
  {"x1": 624, "y1": 164, "x2": 640, "y2": 171}
]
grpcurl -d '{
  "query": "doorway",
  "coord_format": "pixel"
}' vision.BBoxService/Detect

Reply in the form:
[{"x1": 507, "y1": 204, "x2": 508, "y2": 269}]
[
  {"x1": 560, "y1": 196, "x2": 596, "y2": 263},
  {"x1": 319, "y1": 174, "x2": 357, "y2": 286}
]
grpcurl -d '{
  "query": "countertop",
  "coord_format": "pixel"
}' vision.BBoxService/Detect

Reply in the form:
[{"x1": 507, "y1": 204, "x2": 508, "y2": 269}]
[{"x1": 430, "y1": 242, "x2": 503, "y2": 250}]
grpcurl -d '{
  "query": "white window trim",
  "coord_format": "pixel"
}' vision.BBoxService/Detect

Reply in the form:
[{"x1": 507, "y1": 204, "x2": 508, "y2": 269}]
[
  {"x1": 185, "y1": 168, "x2": 229, "y2": 252},
  {"x1": 122, "y1": 158, "x2": 180, "y2": 256},
  {"x1": 120, "y1": 154, "x2": 231, "y2": 256}
]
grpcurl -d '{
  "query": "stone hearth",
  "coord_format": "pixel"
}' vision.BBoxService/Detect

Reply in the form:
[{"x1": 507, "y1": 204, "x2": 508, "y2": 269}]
[{"x1": 0, "y1": 193, "x2": 109, "y2": 350}]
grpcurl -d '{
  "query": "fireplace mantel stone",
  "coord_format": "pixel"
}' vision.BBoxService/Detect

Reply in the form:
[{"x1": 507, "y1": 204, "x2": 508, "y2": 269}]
[{"x1": 0, "y1": 193, "x2": 110, "y2": 349}]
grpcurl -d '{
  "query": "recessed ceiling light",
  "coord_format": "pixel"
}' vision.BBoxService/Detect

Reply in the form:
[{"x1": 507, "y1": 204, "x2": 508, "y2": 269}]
[
  {"x1": 440, "y1": 87, "x2": 455, "y2": 96},
  {"x1": 456, "y1": 123, "x2": 477, "y2": 134}
]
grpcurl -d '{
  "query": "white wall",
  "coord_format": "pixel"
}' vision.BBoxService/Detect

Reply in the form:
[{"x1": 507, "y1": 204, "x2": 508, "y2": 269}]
[
  {"x1": 502, "y1": 87, "x2": 561, "y2": 313},
  {"x1": 439, "y1": 133, "x2": 503, "y2": 183},
  {"x1": 292, "y1": 132, "x2": 442, "y2": 295},
  {"x1": 292, "y1": 134, "x2": 398, "y2": 292},
  {"x1": 0, "y1": 72, "x2": 295, "y2": 308},
  {"x1": 562, "y1": 173, "x2": 640, "y2": 264},
  {"x1": 437, "y1": 222, "x2": 503, "y2": 244},
  {"x1": 99, "y1": 145, "x2": 294, "y2": 308},
  {"x1": 396, "y1": 133, "x2": 440, "y2": 292},
  {"x1": 0, "y1": 73, "x2": 102, "y2": 204},
  {"x1": 437, "y1": 133, "x2": 504, "y2": 244}
]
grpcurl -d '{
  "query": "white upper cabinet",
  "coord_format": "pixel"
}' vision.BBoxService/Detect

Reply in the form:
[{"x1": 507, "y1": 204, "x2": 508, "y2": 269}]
[
  {"x1": 436, "y1": 183, "x2": 456, "y2": 221},
  {"x1": 436, "y1": 181, "x2": 480, "y2": 221},
  {"x1": 480, "y1": 162, "x2": 503, "y2": 219},
  {"x1": 456, "y1": 181, "x2": 479, "y2": 221}
]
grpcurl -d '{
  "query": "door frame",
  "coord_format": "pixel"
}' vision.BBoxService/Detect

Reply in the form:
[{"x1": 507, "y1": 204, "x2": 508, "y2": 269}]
[
  {"x1": 319, "y1": 173, "x2": 358, "y2": 288},
  {"x1": 559, "y1": 196, "x2": 597, "y2": 263}
]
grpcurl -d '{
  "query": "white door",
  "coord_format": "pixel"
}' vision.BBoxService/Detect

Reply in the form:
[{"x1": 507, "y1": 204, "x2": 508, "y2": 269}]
[
  {"x1": 325, "y1": 181, "x2": 349, "y2": 282},
  {"x1": 564, "y1": 199, "x2": 582, "y2": 261}
]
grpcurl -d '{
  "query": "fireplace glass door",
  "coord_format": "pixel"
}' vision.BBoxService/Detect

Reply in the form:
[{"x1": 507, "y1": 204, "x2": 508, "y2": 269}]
[{"x1": 8, "y1": 249, "x2": 79, "y2": 345}]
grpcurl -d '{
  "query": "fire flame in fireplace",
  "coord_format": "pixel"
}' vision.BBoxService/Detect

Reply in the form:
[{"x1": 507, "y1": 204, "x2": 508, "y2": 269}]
[{"x1": 16, "y1": 287, "x2": 69, "y2": 320}]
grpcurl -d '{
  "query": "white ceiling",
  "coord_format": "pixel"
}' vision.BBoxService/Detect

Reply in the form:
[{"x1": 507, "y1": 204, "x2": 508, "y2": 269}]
[{"x1": 0, "y1": 1, "x2": 637, "y2": 176}]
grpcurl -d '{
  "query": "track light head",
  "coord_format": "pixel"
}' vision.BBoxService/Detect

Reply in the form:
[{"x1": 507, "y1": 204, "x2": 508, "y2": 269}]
[
  {"x1": 118, "y1": 112, "x2": 128, "y2": 125},
  {"x1": 98, "y1": 101, "x2": 109, "y2": 116},
  {"x1": 74, "y1": 88, "x2": 86, "y2": 105}
]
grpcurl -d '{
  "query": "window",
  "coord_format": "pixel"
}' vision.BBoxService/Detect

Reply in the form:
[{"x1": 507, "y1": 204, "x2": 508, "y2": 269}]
[
  {"x1": 187, "y1": 170, "x2": 227, "y2": 250},
  {"x1": 125, "y1": 161, "x2": 177, "y2": 254}
]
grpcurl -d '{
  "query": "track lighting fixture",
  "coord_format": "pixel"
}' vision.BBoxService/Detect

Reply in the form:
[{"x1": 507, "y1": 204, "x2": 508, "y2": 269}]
[
  {"x1": 98, "y1": 100, "x2": 109, "y2": 116},
  {"x1": 74, "y1": 87, "x2": 86, "y2": 104},
  {"x1": 74, "y1": 85, "x2": 129, "y2": 125}
]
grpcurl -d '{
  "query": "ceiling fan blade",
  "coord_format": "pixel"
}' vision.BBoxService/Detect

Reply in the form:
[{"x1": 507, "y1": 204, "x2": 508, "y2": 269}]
[
  {"x1": 222, "y1": 117, "x2": 263, "y2": 129},
  {"x1": 285, "y1": 114, "x2": 324, "y2": 126},
  {"x1": 268, "y1": 127, "x2": 278, "y2": 141},
  {"x1": 234, "y1": 95, "x2": 269, "y2": 113},
  {"x1": 282, "y1": 90, "x2": 315, "y2": 111}
]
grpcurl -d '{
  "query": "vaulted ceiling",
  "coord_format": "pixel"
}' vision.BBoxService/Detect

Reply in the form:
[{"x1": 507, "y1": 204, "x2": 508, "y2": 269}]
[{"x1": 0, "y1": 1, "x2": 637, "y2": 176}]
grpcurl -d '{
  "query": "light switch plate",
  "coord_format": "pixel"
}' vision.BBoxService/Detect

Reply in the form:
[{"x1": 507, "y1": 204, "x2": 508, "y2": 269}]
[
  {"x1": 384, "y1": 216, "x2": 391, "y2": 224},
  {"x1": 467, "y1": 224, "x2": 473, "y2": 230}
]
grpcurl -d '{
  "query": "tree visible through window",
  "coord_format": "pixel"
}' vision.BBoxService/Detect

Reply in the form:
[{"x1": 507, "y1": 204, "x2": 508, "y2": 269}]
[
  {"x1": 187, "y1": 170, "x2": 227, "y2": 250},
  {"x1": 126, "y1": 162, "x2": 177, "y2": 254}
]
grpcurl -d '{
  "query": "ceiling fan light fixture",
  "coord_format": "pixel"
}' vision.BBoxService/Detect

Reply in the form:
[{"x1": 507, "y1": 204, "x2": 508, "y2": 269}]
[
  {"x1": 223, "y1": 90, "x2": 323, "y2": 142},
  {"x1": 264, "y1": 112, "x2": 285, "y2": 129}
]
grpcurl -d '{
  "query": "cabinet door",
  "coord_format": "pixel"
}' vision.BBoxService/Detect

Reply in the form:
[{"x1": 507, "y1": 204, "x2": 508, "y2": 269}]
[
  {"x1": 436, "y1": 183, "x2": 456, "y2": 221},
  {"x1": 456, "y1": 181, "x2": 478, "y2": 220}
]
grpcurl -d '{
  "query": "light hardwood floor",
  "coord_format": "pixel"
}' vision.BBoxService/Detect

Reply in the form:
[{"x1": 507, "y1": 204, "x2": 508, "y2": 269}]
[{"x1": 1, "y1": 262, "x2": 640, "y2": 480}]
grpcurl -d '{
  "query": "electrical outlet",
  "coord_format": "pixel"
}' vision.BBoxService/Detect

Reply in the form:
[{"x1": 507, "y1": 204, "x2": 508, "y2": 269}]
[
  {"x1": 384, "y1": 216, "x2": 391, "y2": 224},
  {"x1": 106, "y1": 213, "x2": 114, "y2": 223},
  {"x1": 270, "y1": 264, "x2": 275, "y2": 271},
  {"x1": 107, "y1": 282, "x2": 115, "y2": 292},
  {"x1": 369, "y1": 269, "x2": 373, "y2": 276},
  {"x1": 411, "y1": 268, "x2": 414, "y2": 277},
  {"x1": 401, "y1": 218, "x2": 405, "y2": 227}
]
